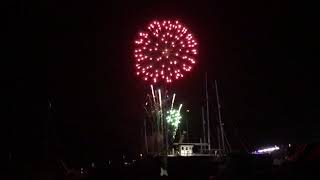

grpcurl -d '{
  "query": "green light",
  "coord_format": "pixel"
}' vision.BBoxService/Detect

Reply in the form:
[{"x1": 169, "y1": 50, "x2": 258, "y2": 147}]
[{"x1": 166, "y1": 109, "x2": 182, "y2": 136}]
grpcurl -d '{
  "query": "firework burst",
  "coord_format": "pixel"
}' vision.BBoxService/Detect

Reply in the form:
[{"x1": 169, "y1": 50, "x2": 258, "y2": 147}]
[{"x1": 134, "y1": 20, "x2": 198, "y2": 84}]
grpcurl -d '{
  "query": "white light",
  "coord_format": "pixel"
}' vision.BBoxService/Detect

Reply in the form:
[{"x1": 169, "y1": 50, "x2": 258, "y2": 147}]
[{"x1": 253, "y1": 146, "x2": 280, "y2": 154}]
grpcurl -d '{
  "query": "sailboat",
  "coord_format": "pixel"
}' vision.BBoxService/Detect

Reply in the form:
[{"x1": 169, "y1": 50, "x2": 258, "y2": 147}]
[{"x1": 171, "y1": 74, "x2": 230, "y2": 158}]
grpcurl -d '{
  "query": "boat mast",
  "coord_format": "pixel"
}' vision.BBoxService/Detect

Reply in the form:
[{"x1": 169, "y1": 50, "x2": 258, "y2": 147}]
[
  {"x1": 205, "y1": 73, "x2": 211, "y2": 151},
  {"x1": 201, "y1": 106, "x2": 206, "y2": 145},
  {"x1": 215, "y1": 80, "x2": 225, "y2": 153}
]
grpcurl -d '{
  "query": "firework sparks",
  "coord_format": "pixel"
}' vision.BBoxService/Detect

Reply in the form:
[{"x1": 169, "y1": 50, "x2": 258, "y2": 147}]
[{"x1": 134, "y1": 20, "x2": 198, "y2": 84}]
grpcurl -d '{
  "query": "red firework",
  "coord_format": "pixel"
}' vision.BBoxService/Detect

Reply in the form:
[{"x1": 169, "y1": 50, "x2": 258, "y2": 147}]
[{"x1": 134, "y1": 20, "x2": 198, "y2": 84}]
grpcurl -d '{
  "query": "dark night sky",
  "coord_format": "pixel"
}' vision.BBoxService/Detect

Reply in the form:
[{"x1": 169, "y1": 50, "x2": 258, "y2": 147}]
[{"x1": 4, "y1": 0, "x2": 319, "y2": 160}]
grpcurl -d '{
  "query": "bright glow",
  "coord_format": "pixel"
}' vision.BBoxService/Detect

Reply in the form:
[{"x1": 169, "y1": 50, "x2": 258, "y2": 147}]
[
  {"x1": 150, "y1": 84, "x2": 155, "y2": 99},
  {"x1": 252, "y1": 146, "x2": 280, "y2": 154},
  {"x1": 171, "y1": 93, "x2": 176, "y2": 110},
  {"x1": 178, "y1": 104, "x2": 183, "y2": 112},
  {"x1": 158, "y1": 89, "x2": 162, "y2": 109},
  {"x1": 166, "y1": 108, "x2": 182, "y2": 137},
  {"x1": 133, "y1": 20, "x2": 198, "y2": 84}
]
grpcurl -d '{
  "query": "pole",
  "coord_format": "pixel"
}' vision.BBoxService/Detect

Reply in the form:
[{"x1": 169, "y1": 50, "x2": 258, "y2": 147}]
[
  {"x1": 165, "y1": 115, "x2": 169, "y2": 154},
  {"x1": 201, "y1": 106, "x2": 206, "y2": 144},
  {"x1": 151, "y1": 85, "x2": 160, "y2": 153},
  {"x1": 158, "y1": 89, "x2": 164, "y2": 152},
  {"x1": 224, "y1": 133, "x2": 231, "y2": 153},
  {"x1": 144, "y1": 118, "x2": 148, "y2": 154},
  {"x1": 186, "y1": 110, "x2": 189, "y2": 143},
  {"x1": 205, "y1": 73, "x2": 211, "y2": 151},
  {"x1": 217, "y1": 127, "x2": 221, "y2": 151},
  {"x1": 165, "y1": 95, "x2": 169, "y2": 155},
  {"x1": 215, "y1": 80, "x2": 225, "y2": 152}
]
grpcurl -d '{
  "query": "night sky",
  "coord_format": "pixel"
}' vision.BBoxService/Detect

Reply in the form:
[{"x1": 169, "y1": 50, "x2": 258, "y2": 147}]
[{"x1": 4, "y1": 0, "x2": 319, "y2": 161}]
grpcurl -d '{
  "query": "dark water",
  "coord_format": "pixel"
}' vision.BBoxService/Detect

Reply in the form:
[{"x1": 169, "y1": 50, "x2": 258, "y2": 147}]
[{"x1": 2, "y1": 154, "x2": 320, "y2": 180}]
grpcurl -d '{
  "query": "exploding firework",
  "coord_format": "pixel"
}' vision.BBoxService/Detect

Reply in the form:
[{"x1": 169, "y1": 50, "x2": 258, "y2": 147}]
[
  {"x1": 166, "y1": 108, "x2": 182, "y2": 137},
  {"x1": 134, "y1": 20, "x2": 198, "y2": 84}
]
